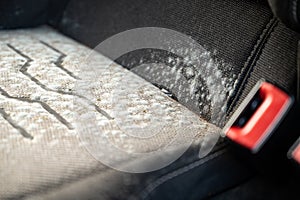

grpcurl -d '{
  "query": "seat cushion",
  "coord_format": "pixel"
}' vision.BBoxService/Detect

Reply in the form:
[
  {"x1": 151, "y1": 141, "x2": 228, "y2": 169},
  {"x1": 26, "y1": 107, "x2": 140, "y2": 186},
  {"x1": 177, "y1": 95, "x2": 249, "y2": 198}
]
[{"x1": 0, "y1": 26, "x2": 225, "y2": 199}]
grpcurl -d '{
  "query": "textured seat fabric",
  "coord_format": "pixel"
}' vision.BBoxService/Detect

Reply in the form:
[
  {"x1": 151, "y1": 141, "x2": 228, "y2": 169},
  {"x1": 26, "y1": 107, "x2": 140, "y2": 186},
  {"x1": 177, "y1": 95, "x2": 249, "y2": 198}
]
[
  {"x1": 1, "y1": 0, "x2": 300, "y2": 199},
  {"x1": 57, "y1": 0, "x2": 299, "y2": 124},
  {"x1": 57, "y1": 0, "x2": 273, "y2": 125},
  {"x1": 0, "y1": 26, "x2": 226, "y2": 199},
  {"x1": 52, "y1": 0, "x2": 300, "y2": 198}
]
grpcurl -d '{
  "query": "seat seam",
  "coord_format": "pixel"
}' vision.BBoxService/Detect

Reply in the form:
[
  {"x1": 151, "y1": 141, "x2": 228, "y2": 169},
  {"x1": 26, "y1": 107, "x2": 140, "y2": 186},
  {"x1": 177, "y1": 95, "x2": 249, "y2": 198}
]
[
  {"x1": 227, "y1": 17, "x2": 279, "y2": 116},
  {"x1": 291, "y1": 0, "x2": 299, "y2": 24}
]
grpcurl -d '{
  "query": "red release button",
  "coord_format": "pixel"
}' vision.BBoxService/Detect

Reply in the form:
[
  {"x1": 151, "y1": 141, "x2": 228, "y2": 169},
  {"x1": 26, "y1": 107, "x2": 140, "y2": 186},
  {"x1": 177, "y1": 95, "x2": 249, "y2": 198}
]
[{"x1": 226, "y1": 82, "x2": 292, "y2": 153}]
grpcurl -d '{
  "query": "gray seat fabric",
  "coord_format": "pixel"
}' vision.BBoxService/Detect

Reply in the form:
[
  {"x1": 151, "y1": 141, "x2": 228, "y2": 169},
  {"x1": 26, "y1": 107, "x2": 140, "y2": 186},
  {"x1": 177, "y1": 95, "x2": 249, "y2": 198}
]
[
  {"x1": 1, "y1": 0, "x2": 300, "y2": 199},
  {"x1": 0, "y1": 26, "x2": 225, "y2": 199}
]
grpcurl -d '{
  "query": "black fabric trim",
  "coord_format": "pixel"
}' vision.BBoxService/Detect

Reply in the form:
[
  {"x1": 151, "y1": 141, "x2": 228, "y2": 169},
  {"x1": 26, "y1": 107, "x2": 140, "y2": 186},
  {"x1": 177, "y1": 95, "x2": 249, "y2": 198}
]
[
  {"x1": 227, "y1": 17, "x2": 279, "y2": 116},
  {"x1": 268, "y1": 0, "x2": 300, "y2": 32},
  {"x1": 139, "y1": 147, "x2": 254, "y2": 200}
]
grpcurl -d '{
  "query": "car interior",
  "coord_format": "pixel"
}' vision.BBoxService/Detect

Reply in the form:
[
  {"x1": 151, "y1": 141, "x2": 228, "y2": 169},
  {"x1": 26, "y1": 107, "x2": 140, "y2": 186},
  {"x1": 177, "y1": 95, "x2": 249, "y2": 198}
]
[{"x1": 1, "y1": 0, "x2": 300, "y2": 199}]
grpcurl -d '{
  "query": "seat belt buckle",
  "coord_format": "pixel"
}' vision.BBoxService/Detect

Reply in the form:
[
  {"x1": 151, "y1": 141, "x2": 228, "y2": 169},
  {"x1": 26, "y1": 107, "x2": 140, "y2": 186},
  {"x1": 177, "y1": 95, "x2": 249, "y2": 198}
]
[{"x1": 223, "y1": 79, "x2": 294, "y2": 153}]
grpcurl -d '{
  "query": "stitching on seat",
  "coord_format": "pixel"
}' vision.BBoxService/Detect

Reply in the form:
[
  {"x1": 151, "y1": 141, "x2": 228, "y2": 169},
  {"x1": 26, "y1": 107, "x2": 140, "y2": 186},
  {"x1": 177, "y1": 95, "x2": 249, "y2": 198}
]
[
  {"x1": 227, "y1": 17, "x2": 279, "y2": 115},
  {"x1": 227, "y1": 17, "x2": 277, "y2": 113},
  {"x1": 139, "y1": 148, "x2": 227, "y2": 200},
  {"x1": 292, "y1": 0, "x2": 299, "y2": 24}
]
